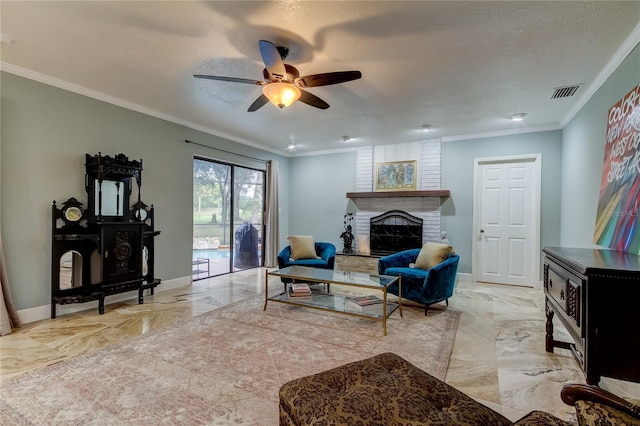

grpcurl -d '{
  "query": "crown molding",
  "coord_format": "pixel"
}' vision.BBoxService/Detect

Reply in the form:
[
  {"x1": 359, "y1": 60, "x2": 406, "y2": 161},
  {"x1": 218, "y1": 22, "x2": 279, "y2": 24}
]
[
  {"x1": 441, "y1": 125, "x2": 562, "y2": 143},
  {"x1": 560, "y1": 21, "x2": 640, "y2": 127},
  {"x1": 289, "y1": 146, "x2": 358, "y2": 157},
  {"x1": 0, "y1": 61, "x2": 289, "y2": 158}
]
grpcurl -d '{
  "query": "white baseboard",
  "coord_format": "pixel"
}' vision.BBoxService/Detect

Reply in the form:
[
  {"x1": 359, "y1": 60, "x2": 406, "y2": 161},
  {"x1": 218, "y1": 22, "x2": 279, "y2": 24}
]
[
  {"x1": 17, "y1": 276, "x2": 192, "y2": 325},
  {"x1": 457, "y1": 272, "x2": 472, "y2": 283},
  {"x1": 457, "y1": 272, "x2": 541, "y2": 289}
]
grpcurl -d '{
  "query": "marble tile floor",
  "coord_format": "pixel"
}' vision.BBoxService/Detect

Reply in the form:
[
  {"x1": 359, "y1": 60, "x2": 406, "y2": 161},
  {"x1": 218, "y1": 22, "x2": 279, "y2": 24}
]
[{"x1": 0, "y1": 268, "x2": 586, "y2": 423}]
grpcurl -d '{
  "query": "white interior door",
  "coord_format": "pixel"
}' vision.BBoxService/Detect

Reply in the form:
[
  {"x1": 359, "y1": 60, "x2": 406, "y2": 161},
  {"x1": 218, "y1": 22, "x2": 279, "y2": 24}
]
[{"x1": 473, "y1": 155, "x2": 541, "y2": 287}]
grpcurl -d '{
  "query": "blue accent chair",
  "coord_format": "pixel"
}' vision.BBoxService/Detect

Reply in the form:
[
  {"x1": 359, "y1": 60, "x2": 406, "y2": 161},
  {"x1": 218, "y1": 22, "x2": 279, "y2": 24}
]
[
  {"x1": 378, "y1": 249, "x2": 459, "y2": 315},
  {"x1": 277, "y1": 242, "x2": 337, "y2": 290}
]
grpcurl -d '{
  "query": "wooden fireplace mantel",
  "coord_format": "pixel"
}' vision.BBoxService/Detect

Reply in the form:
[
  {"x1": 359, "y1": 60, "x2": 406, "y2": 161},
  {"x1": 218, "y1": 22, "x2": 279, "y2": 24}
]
[{"x1": 346, "y1": 190, "x2": 450, "y2": 199}]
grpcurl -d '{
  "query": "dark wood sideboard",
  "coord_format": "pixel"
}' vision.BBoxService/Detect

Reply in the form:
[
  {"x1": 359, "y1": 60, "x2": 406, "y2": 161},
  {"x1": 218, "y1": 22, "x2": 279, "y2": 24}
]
[{"x1": 543, "y1": 247, "x2": 640, "y2": 385}]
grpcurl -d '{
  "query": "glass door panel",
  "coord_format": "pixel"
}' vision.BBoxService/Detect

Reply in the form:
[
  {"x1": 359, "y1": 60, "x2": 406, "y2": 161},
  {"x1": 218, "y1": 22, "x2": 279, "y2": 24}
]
[
  {"x1": 193, "y1": 159, "x2": 232, "y2": 278},
  {"x1": 193, "y1": 158, "x2": 265, "y2": 279},
  {"x1": 232, "y1": 167, "x2": 264, "y2": 271}
]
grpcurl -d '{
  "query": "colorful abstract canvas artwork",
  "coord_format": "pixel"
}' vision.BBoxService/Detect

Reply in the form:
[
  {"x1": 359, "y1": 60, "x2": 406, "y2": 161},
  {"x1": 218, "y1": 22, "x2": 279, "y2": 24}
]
[{"x1": 594, "y1": 85, "x2": 640, "y2": 254}]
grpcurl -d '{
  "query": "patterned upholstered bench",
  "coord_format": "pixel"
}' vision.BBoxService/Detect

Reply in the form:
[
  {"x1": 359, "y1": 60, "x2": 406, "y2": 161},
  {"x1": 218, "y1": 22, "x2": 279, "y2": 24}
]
[{"x1": 279, "y1": 352, "x2": 640, "y2": 426}]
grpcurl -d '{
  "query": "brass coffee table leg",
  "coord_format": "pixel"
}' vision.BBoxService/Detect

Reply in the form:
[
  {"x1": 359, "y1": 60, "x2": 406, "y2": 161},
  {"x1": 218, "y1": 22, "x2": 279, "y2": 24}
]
[
  {"x1": 383, "y1": 289, "x2": 388, "y2": 336},
  {"x1": 263, "y1": 269, "x2": 269, "y2": 310},
  {"x1": 398, "y1": 276, "x2": 403, "y2": 317}
]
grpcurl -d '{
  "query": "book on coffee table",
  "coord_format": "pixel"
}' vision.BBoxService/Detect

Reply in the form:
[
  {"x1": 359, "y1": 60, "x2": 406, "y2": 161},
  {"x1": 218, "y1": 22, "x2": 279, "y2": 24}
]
[
  {"x1": 347, "y1": 295, "x2": 384, "y2": 312},
  {"x1": 290, "y1": 283, "x2": 311, "y2": 293},
  {"x1": 288, "y1": 284, "x2": 312, "y2": 299}
]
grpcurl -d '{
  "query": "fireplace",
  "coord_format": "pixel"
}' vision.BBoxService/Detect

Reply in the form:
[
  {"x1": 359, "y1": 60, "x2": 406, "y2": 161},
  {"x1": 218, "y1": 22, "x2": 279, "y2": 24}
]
[{"x1": 370, "y1": 210, "x2": 423, "y2": 256}]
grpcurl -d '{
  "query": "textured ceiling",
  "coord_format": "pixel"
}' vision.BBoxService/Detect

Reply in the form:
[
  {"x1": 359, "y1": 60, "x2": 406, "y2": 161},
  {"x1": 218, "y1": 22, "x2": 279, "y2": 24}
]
[{"x1": 1, "y1": 1, "x2": 639, "y2": 156}]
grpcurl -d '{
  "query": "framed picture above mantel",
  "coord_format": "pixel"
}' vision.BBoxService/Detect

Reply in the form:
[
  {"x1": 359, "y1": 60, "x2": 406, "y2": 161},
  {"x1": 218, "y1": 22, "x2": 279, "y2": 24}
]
[{"x1": 375, "y1": 160, "x2": 417, "y2": 192}]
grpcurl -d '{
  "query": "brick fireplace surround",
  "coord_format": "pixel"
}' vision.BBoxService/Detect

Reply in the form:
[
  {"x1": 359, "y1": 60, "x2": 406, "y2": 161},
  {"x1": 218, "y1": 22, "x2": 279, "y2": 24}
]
[{"x1": 349, "y1": 140, "x2": 446, "y2": 254}]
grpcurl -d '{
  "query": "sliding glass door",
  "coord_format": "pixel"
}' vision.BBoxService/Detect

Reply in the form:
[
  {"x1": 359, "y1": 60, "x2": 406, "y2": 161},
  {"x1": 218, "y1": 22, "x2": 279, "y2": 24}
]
[{"x1": 193, "y1": 157, "x2": 264, "y2": 279}]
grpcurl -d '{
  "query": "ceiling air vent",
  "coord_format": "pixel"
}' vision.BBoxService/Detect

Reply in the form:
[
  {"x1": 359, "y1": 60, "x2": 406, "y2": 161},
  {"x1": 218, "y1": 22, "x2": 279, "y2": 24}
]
[{"x1": 550, "y1": 85, "x2": 581, "y2": 99}]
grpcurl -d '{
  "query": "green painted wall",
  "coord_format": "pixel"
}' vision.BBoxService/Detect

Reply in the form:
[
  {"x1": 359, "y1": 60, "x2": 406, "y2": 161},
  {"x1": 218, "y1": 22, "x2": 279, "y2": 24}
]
[
  {"x1": 290, "y1": 43, "x2": 639, "y2": 275},
  {"x1": 288, "y1": 152, "x2": 357, "y2": 249},
  {"x1": 561, "y1": 44, "x2": 640, "y2": 247},
  {"x1": 441, "y1": 131, "x2": 563, "y2": 274},
  {"x1": 0, "y1": 72, "x2": 289, "y2": 311},
  {"x1": 2, "y1": 42, "x2": 637, "y2": 313}
]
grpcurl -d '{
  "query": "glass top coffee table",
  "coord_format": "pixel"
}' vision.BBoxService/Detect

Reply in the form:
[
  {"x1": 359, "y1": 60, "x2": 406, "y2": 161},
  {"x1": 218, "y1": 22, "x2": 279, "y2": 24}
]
[{"x1": 265, "y1": 266, "x2": 402, "y2": 336}]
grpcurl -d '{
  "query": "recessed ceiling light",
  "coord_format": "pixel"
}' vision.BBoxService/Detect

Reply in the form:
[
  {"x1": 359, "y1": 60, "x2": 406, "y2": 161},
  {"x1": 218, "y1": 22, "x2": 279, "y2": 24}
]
[
  {"x1": 285, "y1": 143, "x2": 296, "y2": 150},
  {"x1": 511, "y1": 113, "x2": 527, "y2": 121},
  {"x1": 421, "y1": 125, "x2": 431, "y2": 132}
]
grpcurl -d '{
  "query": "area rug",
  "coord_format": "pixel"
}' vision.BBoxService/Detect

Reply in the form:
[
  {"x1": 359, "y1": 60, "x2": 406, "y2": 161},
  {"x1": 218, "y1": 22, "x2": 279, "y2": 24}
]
[{"x1": 0, "y1": 296, "x2": 460, "y2": 425}]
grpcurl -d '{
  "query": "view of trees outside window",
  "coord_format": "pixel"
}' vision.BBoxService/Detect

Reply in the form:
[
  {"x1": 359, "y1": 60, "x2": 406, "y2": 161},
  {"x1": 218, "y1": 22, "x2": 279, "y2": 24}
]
[{"x1": 193, "y1": 158, "x2": 264, "y2": 278}]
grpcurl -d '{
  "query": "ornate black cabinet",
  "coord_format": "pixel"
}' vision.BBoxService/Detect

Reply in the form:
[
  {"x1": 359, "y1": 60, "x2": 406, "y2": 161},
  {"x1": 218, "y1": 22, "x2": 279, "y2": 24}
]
[{"x1": 51, "y1": 153, "x2": 161, "y2": 318}]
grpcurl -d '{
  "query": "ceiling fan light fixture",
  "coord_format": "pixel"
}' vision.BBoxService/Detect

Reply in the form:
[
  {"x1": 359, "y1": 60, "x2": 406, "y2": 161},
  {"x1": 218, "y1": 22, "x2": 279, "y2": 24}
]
[
  {"x1": 421, "y1": 125, "x2": 431, "y2": 132},
  {"x1": 511, "y1": 113, "x2": 527, "y2": 121},
  {"x1": 262, "y1": 82, "x2": 301, "y2": 109}
]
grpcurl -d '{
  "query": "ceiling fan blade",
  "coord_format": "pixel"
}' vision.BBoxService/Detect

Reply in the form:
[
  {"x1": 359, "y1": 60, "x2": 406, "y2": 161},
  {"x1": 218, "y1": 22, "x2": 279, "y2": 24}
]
[
  {"x1": 247, "y1": 94, "x2": 269, "y2": 112},
  {"x1": 259, "y1": 40, "x2": 286, "y2": 81},
  {"x1": 295, "y1": 71, "x2": 362, "y2": 88},
  {"x1": 193, "y1": 75, "x2": 261, "y2": 85},
  {"x1": 298, "y1": 89, "x2": 330, "y2": 109}
]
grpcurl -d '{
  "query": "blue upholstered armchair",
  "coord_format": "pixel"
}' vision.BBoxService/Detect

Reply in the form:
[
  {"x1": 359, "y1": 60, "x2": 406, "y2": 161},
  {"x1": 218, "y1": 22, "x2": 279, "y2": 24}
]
[
  {"x1": 378, "y1": 249, "x2": 459, "y2": 315},
  {"x1": 276, "y1": 242, "x2": 336, "y2": 289}
]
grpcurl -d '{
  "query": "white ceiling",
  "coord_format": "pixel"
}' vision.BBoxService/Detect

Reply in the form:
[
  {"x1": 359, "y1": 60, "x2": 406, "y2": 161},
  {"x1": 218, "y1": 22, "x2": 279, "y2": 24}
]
[{"x1": 2, "y1": 1, "x2": 639, "y2": 156}]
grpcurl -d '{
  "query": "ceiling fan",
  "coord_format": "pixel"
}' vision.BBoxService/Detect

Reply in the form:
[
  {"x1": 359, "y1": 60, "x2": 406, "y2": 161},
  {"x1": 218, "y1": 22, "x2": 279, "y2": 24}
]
[{"x1": 194, "y1": 40, "x2": 362, "y2": 112}]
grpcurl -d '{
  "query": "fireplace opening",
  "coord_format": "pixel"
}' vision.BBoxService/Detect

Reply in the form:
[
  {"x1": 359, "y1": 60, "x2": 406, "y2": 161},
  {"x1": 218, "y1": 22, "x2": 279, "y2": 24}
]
[{"x1": 370, "y1": 210, "x2": 423, "y2": 256}]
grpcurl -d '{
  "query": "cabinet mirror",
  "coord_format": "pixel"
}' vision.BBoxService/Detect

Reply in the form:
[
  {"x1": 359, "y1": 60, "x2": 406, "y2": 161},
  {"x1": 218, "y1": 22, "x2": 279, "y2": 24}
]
[
  {"x1": 92, "y1": 179, "x2": 127, "y2": 217},
  {"x1": 85, "y1": 153, "x2": 140, "y2": 222},
  {"x1": 59, "y1": 250, "x2": 82, "y2": 290}
]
